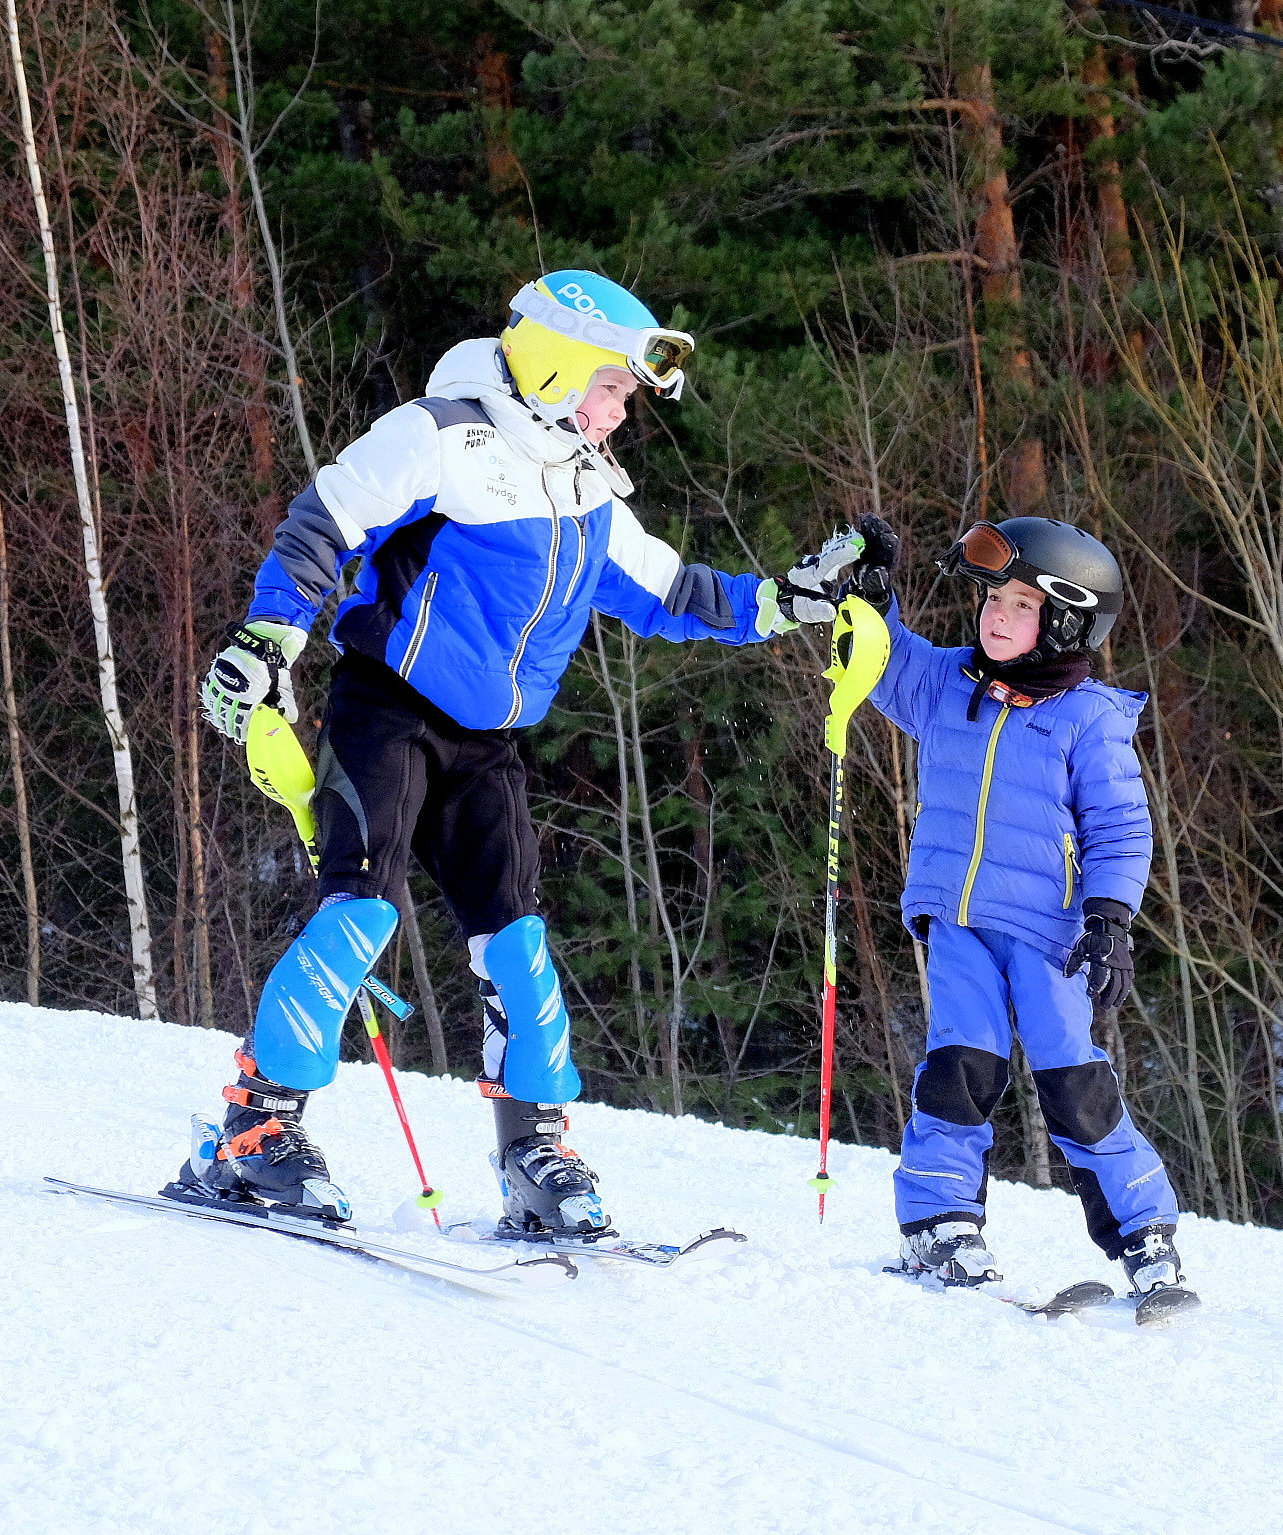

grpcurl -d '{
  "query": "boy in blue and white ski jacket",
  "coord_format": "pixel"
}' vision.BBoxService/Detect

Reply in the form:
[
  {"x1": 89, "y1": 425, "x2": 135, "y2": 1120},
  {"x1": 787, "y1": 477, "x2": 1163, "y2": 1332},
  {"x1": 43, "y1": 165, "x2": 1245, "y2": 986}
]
[
  {"x1": 188, "y1": 269, "x2": 856, "y2": 1233},
  {"x1": 249, "y1": 338, "x2": 768, "y2": 732},
  {"x1": 849, "y1": 513, "x2": 1186, "y2": 1297}
]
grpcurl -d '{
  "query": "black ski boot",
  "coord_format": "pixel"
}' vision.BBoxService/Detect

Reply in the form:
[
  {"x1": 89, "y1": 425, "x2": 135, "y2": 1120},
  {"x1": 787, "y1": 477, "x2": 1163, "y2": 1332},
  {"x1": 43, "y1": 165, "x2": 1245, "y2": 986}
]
[
  {"x1": 484, "y1": 1084, "x2": 613, "y2": 1240},
  {"x1": 163, "y1": 1052, "x2": 350, "y2": 1221},
  {"x1": 1120, "y1": 1225, "x2": 1185, "y2": 1295},
  {"x1": 1119, "y1": 1225, "x2": 1201, "y2": 1323},
  {"x1": 899, "y1": 1217, "x2": 1001, "y2": 1286}
]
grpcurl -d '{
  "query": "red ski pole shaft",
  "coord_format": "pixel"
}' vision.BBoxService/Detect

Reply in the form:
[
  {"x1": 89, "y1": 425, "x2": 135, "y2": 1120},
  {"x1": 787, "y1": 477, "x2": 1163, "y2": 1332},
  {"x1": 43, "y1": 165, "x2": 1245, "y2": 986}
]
[{"x1": 358, "y1": 992, "x2": 443, "y2": 1225}]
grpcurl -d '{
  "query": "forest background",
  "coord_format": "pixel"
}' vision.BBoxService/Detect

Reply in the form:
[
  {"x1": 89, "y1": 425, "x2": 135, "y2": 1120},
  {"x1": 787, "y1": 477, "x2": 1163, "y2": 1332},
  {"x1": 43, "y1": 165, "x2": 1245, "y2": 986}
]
[{"x1": 3, "y1": 0, "x2": 1283, "y2": 1228}]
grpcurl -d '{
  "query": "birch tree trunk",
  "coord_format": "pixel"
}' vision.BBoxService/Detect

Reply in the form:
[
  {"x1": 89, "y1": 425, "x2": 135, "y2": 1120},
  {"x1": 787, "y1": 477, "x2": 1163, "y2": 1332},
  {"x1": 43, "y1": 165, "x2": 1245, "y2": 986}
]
[
  {"x1": 0, "y1": 498, "x2": 40, "y2": 1004},
  {"x1": 6, "y1": 0, "x2": 157, "y2": 1017}
]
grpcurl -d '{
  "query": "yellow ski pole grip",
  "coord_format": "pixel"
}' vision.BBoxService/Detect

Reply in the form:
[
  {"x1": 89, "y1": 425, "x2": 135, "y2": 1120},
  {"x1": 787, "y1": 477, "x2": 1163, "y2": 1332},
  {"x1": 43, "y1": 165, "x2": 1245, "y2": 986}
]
[{"x1": 822, "y1": 596, "x2": 891, "y2": 757}]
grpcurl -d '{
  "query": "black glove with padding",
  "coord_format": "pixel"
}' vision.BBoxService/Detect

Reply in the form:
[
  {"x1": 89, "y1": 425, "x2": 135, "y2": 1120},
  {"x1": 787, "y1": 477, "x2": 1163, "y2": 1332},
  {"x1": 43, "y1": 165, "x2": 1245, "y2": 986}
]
[
  {"x1": 846, "y1": 513, "x2": 900, "y2": 614},
  {"x1": 1064, "y1": 897, "x2": 1135, "y2": 1011}
]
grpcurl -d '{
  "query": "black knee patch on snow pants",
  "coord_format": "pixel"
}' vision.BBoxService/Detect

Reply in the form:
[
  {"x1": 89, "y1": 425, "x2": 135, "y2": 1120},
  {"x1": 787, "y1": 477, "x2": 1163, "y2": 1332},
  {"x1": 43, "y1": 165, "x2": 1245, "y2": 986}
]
[
  {"x1": 1032, "y1": 1061, "x2": 1128, "y2": 1256},
  {"x1": 1031, "y1": 1061, "x2": 1124, "y2": 1148},
  {"x1": 914, "y1": 1046, "x2": 1010, "y2": 1125}
]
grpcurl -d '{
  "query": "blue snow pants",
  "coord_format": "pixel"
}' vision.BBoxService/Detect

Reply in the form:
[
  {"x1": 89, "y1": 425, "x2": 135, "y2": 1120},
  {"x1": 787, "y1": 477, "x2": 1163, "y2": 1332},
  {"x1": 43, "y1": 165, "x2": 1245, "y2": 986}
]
[{"x1": 894, "y1": 922, "x2": 1179, "y2": 1258}]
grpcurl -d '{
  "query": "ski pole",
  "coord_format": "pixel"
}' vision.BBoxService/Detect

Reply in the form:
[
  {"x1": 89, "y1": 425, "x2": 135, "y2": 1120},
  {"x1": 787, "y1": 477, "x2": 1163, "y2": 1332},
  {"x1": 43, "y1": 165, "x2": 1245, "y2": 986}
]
[
  {"x1": 807, "y1": 597, "x2": 891, "y2": 1221},
  {"x1": 246, "y1": 705, "x2": 445, "y2": 1221}
]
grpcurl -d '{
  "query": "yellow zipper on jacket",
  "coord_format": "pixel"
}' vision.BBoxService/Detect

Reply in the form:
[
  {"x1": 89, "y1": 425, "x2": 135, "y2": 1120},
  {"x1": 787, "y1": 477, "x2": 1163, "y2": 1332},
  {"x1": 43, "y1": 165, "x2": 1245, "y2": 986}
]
[
  {"x1": 958, "y1": 703, "x2": 1011, "y2": 927},
  {"x1": 1062, "y1": 831, "x2": 1079, "y2": 910}
]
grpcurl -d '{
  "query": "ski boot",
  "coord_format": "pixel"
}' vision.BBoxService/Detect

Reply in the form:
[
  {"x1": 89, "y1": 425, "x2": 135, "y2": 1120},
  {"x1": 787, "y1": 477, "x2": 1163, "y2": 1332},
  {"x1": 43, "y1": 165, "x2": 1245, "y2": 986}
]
[
  {"x1": 483, "y1": 1083, "x2": 613, "y2": 1241},
  {"x1": 162, "y1": 1051, "x2": 350, "y2": 1222},
  {"x1": 1119, "y1": 1225, "x2": 1200, "y2": 1323},
  {"x1": 898, "y1": 1218, "x2": 1001, "y2": 1286},
  {"x1": 1120, "y1": 1225, "x2": 1185, "y2": 1295}
]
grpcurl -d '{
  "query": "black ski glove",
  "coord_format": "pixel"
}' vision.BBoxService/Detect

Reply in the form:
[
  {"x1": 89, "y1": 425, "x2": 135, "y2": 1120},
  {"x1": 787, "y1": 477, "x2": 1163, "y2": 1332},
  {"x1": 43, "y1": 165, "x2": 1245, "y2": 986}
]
[
  {"x1": 848, "y1": 514, "x2": 900, "y2": 615},
  {"x1": 1064, "y1": 897, "x2": 1135, "y2": 1010}
]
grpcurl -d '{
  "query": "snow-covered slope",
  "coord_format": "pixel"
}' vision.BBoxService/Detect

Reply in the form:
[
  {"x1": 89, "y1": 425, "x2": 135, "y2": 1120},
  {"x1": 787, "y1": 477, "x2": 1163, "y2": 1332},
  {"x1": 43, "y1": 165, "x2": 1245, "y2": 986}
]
[{"x1": 3, "y1": 1001, "x2": 1280, "y2": 1535}]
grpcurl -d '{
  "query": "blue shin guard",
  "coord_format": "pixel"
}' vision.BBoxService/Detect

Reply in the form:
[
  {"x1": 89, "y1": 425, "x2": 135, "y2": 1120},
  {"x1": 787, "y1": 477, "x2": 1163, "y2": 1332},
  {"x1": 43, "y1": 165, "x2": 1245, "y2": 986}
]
[
  {"x1": 486, "y1": 916, "x2": 581, "y2": 1103},
  {"x1": 253, "y1": 898, "x2": 399, "y2": 1090}
]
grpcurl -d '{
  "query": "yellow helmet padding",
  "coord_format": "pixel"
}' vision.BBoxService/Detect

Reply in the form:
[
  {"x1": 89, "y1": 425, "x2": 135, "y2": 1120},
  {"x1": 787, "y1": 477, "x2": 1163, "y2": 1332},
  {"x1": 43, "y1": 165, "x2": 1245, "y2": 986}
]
[{"x1": 501, "y1": 280, "x2": 628, "y2": 417}]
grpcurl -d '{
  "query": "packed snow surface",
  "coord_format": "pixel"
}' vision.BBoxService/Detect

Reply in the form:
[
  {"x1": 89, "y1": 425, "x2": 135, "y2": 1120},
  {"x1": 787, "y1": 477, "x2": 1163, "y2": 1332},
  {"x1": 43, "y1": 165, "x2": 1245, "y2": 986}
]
[{"x1": 3, "y1": 1002, "x2": 1281, "y2": 1534}]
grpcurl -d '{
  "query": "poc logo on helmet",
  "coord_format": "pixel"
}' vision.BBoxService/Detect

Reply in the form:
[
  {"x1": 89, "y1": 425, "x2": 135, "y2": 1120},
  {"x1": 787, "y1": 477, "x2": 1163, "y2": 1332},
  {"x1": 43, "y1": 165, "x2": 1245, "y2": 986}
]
[
  {"x1": 1036, "y1": 574, "x2": 1098, "y2": 608},
  {"x1": 555, "y1": 281, "x2": 607, "y2": 321}
]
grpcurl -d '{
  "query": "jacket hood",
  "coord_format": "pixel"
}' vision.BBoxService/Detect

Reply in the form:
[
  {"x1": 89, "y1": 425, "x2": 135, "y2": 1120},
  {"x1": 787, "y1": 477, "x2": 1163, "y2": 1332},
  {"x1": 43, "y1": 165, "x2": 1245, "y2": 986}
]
[
  {"x1": 426, "y1": 338, "x2": 578, "y2": 467},
  {"x1": 1077, "y1": 678, "x2": 1148, "y2": 722},
  {"x1": 426, "y1": 336, "x2": 635, "y2": 494}
]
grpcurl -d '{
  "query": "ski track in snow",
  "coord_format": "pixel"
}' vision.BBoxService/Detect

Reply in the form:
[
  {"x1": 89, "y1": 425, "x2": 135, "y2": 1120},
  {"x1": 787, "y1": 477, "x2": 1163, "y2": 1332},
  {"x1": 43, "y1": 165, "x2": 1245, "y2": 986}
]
[{"x1": 3, "y1": 1002, "x2": 1281, "y2": 1534}]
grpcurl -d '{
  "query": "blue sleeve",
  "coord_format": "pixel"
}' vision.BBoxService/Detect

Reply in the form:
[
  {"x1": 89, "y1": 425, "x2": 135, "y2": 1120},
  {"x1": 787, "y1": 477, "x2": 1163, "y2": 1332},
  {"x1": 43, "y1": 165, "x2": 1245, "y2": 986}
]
[
  {"x1": 248, "y1": 484, "x2": 349, "y2": 629},
  {"x1": 591, "y1": 500, "x2": 768, "y2": 646},
  {"x1": 1069, "y1": 705, "x2": 1153, "y2": 915},
  {"x1": 866, "y1": 598, "x2": 951, "y2": 741}
]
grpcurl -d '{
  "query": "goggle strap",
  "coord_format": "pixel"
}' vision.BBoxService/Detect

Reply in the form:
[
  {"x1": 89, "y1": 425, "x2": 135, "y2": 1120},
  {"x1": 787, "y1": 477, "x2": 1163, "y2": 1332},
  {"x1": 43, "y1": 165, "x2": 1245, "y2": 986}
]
[{"x1": 510, "y1": 282, "x2": 691, "y2": 386}]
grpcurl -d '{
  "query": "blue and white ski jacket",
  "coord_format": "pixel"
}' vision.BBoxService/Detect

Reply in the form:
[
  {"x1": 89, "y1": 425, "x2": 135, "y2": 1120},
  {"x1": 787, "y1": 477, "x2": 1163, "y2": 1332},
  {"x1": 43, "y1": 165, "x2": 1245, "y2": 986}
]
[
  {"x1": 249, "y1": 340, "x2": 768, "y2": 729},
  {"x1": 868, "y1": 602, "x2": 1152, "y2": 965}
]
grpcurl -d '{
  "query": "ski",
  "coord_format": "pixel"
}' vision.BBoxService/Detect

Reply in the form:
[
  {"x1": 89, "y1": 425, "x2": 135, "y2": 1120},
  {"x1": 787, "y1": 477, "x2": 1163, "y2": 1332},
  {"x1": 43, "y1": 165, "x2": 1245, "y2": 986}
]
[
  {"x1": 1004, "y1": 1280, "x2": 1116, "y2": 1318},
  {"x1": 45, "y1": 1178, "x2": 576, "y2": 1296},
  {"x1": 440, "y1": 1220, "x2": 747, "y2": 1271},
  {"x1": 1133, "y1": 1285, "x2": 1201, "y2": 1326},
  {"x1": 885, "y1": 1264, "x2": 1201, "y2": 1327},
  {"x1": 885, "y1": 1264, "x2": 1115, "y2": 1317}
]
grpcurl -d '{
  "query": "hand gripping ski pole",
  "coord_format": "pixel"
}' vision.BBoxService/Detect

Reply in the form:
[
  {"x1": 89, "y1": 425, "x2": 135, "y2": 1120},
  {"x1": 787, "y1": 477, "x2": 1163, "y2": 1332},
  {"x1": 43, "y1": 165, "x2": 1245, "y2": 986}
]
[
  {"x1": 246, "y1": 705, "x2": 444, "y2": 1219},
  {"x1": 807, "y1": 597, "x2": 891, "y2": 1221}
]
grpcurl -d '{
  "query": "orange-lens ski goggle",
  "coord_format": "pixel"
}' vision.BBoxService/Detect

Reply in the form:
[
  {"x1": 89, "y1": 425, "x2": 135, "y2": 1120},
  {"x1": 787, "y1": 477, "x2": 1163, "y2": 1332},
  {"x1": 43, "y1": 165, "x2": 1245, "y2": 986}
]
[{"x1": 939, "y1": 522, "x2": 1017, "y2": 581}]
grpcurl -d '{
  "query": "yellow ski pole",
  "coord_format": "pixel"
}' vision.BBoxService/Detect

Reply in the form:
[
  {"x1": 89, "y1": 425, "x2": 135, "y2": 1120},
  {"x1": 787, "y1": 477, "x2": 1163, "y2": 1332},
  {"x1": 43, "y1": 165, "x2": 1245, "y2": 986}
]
[
  {"x1": 807, "y1": 597, "x2": 891, "y2": 1220},
  {"x1": 245, "y1": 705, "x2": 444, "y2": 1220}
]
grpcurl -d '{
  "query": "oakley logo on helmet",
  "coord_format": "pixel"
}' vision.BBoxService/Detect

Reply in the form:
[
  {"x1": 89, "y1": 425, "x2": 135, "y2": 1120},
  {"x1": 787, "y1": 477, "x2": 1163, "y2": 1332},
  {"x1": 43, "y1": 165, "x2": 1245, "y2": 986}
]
[
  {"x1": 1036, "y1": 574, "x2": 1098, "y2": 608},
  {"x1": 554, "y1": 280, "x2": 608, "y2": 321}
]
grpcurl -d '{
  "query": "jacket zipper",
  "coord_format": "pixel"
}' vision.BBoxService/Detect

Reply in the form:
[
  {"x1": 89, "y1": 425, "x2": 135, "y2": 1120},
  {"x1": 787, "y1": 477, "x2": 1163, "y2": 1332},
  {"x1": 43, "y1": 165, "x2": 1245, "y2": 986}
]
[
  {"x1": 1062, "y1": 832, "x2": 1080, "y2": 910},
  {"x1": 562, "y1": 518, "x2": 586, "y2": 607},
  {"x1": 501, "y1": 468, "x2": 562, "y2": 727},
  {"x1": 398, "y1": 571, "x2": 438, "y2": 681},
  {"x1": 958, "y1": 703, "x2": 1011, "y2": 927}
]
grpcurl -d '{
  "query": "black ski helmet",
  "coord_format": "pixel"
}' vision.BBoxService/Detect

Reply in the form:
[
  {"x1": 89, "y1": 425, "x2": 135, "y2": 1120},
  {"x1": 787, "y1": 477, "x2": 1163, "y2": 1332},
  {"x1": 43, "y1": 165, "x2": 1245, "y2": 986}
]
[{"x1": 938, "y1": 516, "x2": 1123, "y2": 653}]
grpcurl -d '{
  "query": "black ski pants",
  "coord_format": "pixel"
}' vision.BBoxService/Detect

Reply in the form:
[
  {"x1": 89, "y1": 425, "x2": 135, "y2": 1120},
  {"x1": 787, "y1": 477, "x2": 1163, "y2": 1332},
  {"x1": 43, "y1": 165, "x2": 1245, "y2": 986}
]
[{"x1": 313, "y1": 653, "x2": 540, "y2": 940}]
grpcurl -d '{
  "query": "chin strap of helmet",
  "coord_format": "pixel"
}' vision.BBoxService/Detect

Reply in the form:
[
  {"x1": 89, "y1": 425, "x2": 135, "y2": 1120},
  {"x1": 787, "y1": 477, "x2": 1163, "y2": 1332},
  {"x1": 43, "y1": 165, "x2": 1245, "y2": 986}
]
[{"x1": 503, "y1": 345, "x2": 636, "y2": 498}]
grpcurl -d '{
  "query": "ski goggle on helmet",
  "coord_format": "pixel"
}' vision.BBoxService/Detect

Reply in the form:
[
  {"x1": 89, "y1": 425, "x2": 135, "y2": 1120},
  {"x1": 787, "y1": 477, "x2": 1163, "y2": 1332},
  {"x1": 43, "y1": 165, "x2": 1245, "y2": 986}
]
[
  {"x1": 938, "y1": 516, "x2": 1124, "y2": 651},
  {"x1": 501, "y1": 270, "x2": 694, "y2": 423}
]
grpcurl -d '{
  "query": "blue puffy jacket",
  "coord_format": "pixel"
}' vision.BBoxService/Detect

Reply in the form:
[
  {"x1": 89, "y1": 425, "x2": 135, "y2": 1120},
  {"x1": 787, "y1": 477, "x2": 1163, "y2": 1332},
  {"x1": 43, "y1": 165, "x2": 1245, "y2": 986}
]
[
  {"x1": 248, "y1": 340, "x2": 767, "y2": 729},
  {"x1": 868, "y1": 602, "x2": 1152, "y2": 965}
]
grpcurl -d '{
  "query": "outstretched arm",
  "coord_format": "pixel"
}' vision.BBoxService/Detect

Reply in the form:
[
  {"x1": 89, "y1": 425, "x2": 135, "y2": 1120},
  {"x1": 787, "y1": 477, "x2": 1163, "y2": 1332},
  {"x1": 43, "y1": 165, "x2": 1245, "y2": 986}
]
[{"x1": 591, "y1": 500, "x2": 770, "y2": 646}]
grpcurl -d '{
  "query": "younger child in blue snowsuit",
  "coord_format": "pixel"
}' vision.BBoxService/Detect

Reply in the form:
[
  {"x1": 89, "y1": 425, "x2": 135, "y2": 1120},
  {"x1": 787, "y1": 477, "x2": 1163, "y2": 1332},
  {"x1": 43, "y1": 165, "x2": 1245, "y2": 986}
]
[{"x1": 848, "y1": 514, "x2": 1188, "y2": 1298}]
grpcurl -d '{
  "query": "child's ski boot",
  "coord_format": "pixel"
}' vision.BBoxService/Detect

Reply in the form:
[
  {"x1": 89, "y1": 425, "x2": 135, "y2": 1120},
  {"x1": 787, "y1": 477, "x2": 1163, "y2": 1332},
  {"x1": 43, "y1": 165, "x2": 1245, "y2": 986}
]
[
  {"x1": 1119, "y1": 1225, "x2": 1200, "y2": 1323},
  {"x1": 163, "y1": 1051, "x2": 350, "y2": 1221},
  {"x1": 484, "y1": 1084, "x2": 613, "y2": 1241},
  {"x1": 899, "y1": 1218, "x2": 1000, "y2": 1286},
  {"x1": 1120, "y1": 1224, "x2": 1183, "y2": 1293}
]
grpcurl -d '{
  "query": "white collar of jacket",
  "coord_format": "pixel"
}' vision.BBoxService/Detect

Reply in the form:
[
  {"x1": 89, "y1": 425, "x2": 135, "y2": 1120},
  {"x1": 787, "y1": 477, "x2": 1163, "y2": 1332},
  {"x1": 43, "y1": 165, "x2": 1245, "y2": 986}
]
[{"x1": 426, "y1": 337, "x2": 635, "y2": 496}]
